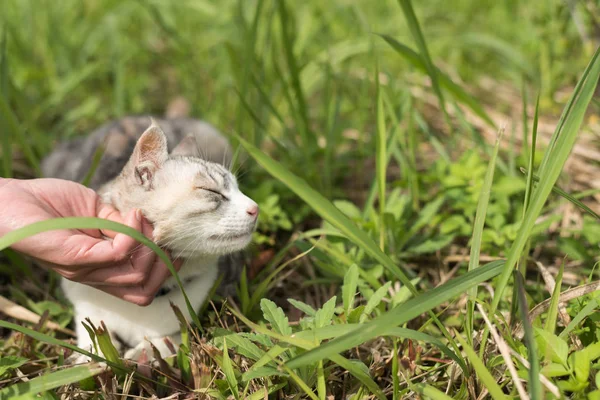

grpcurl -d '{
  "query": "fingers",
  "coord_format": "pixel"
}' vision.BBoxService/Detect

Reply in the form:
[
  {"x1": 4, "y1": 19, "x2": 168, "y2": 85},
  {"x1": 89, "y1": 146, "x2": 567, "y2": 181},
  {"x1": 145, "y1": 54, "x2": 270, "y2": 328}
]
[
  {"x1": 79, "y1": 247, "x2": 156, "y2": 287},
  {"x1": 90, "y1": 257, "x2": 185, "y2": 306},
  {"x1": 66, "y1": 209, "x2": 144, "y2": 267}
]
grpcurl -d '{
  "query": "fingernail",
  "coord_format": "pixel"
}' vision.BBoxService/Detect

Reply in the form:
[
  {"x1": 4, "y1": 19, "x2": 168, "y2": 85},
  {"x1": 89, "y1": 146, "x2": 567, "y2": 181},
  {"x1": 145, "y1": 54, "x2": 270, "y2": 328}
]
[{"x1": 135, "y1": 209, "x2": 143, "y2": 222}]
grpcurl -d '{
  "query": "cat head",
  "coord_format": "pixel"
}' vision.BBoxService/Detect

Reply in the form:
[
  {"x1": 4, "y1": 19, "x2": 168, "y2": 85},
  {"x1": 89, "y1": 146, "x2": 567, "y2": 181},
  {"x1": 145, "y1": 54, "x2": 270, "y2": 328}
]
[{"x1": 106, "y1": 120, "x2": 258, "y2": 258}]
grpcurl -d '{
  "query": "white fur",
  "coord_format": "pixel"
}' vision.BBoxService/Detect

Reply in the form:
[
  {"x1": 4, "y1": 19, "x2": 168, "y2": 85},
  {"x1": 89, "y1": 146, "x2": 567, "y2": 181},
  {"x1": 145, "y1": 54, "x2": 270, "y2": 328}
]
[{"x1": 62, "y1": 122, "x2": 257, "y2": 359}]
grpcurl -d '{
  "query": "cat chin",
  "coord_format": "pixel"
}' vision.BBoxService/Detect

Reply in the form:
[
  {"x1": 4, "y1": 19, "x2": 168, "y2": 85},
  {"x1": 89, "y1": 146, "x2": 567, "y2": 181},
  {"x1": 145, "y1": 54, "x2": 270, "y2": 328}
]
[{"x1": 170, "y1": 233, "x2": 253, "y2": 258}]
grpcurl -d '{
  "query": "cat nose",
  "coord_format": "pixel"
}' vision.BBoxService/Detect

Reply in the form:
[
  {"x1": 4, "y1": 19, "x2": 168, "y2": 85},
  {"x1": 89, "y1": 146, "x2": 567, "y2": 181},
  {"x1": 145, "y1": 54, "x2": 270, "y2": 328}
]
[{"x1": 246, "y1": 203, "x2": 259, "y2": 218}]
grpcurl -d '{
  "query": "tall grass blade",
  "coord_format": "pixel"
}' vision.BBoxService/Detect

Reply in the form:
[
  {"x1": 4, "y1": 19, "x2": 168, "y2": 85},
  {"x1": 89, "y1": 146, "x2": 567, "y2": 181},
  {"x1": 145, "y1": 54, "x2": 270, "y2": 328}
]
[
  {"x1": 466, "y1": 130, "x2": 502, "y2": 341},
  {"x1": 222, "y1": 339, "x2": 240, "y2": 400},
  {"x1": 523, "y1": 95, "x2": 540, "y2": 214},
  {"x1": 276, "y1": 0, "x2": 310, "y2": 147},
  {"x1": 0, "y1": 363, "x2": 105, "y2": 399},
  {"x1": 454, "y1": 333, "x2": 508, "y2": 400},
  {"x1": 375, "y1": 63, "x2": 387, "y2": 250},
  {"x1": 515, "y1": 271, "x2": 542, "y2": 399},
  {"x1": 490, "y1": 46, "x2": 600, "y2": 318},
  {"x1": 379, "y1": 34, "x2": 495, "y2": 128},
  {"x1": 544, "y1": 261, "x2": 564, "y2": 333},
  {"x1": 520, "y1": 167, "x2": 600, "y2": 220},
  {"x1": 285, "y1": 260, "x2": 504, "y2": 369},
  {"x1": 396, "y1": 0, "x2": 447, "y2": 121}
]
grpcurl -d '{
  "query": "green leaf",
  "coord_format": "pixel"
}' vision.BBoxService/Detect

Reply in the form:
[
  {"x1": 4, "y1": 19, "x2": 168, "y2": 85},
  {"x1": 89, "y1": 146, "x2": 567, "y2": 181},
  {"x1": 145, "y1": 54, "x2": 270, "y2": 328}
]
[
  {"x1": 285, "y1": 260, "x2": 503, "y2": 369},
  {"x1": 94, "y1": 323, "x2": 124, "y2": 371},
  {"x1": 260, "y1": 299, "x2": 291, "y2": 336},
  {"x1": 315, "y1": 296, "x2": 337, "y2": 329},
  {"x1": 214, "y1": 329, "x2": 265, "y2": 362},
  {"x1": 407, "y1": 235, "x2": 454, "y2": 254},
  {"x1": 570, "y1": 348, "x2": 591, "y2": 383},
  {"x1": 414, "y1": 383, "x2": 455, "y2": 400},
  {"x1": 535, "y1": 328, "x2": 569, "y2": 365},
  {"x1": 348, "y1": 305, "x2": 366, "y2": 324},
  {"x1": 0, "y1": 356, "x2": 27, "y2": 378},
  {"x1": 242, "y1": 366, "x2": 288, "y2": 381},
  {"x1": 342, "y1": 264, "x2": 359, "y2": 315},
  {"x1": 541, "y1": 363, "x2": 571, "y2": 377},
  {"x1": 0, "y1": 364, "x2": 105, "y2": 399},
  {"x1": 288, "y1": 298, "x2": 317, "y2": 317},
  {"x1": 362, "y1": 281, "x2": 391, "y2": 321}
]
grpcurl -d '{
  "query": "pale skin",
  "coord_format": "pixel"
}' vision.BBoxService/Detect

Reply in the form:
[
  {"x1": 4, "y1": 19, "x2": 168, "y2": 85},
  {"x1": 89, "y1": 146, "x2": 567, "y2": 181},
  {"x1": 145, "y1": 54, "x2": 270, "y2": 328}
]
[{"x1": 0, "y1": 178, "x2": 182, "y2": 306}]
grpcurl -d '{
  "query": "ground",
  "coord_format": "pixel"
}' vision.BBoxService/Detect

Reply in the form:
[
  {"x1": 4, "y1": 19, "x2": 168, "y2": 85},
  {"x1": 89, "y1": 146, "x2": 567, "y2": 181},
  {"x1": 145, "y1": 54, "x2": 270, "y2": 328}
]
[{"x1": 1, "y1": 0, "x2": 600, "y2": 399}]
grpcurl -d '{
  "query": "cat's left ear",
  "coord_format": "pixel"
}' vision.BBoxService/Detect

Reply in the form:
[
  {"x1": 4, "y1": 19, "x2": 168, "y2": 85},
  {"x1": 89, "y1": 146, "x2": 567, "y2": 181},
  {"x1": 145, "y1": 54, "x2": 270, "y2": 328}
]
[{"x1": 127, "y1": 120, "x2": 169, "y2": 189}]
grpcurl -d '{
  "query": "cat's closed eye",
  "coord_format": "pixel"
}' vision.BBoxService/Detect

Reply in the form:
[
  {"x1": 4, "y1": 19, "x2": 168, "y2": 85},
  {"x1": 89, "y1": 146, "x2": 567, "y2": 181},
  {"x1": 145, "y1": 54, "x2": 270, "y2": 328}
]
[{"x1": 195, "y1": 186, "x2": 228, "y2": 200}]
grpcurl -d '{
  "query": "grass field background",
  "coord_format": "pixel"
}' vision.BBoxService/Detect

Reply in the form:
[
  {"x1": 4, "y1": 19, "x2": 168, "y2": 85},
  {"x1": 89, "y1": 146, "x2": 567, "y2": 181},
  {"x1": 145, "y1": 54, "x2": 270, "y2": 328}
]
[{"x1": 1, "y1": 0, "x2": 600, "y2": 398}]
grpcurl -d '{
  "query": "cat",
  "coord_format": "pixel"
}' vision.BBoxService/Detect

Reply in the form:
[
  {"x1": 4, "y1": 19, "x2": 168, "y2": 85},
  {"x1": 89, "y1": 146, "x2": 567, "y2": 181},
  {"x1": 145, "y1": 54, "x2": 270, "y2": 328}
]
[{"x1": 42, "y1": 116, "x2": 258, "y2": 359}]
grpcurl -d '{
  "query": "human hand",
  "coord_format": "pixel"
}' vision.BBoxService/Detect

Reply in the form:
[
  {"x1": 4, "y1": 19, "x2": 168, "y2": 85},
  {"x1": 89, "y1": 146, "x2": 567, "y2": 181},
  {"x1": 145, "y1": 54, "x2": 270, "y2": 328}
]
[{"x1": 0, "y1": 178, "x2": 182, "y2": 306}]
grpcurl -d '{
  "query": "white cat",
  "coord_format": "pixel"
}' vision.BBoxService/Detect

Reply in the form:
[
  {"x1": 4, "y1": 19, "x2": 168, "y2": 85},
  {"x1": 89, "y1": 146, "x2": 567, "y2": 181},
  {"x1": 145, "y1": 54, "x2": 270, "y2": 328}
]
[{"x1": 61, "y1": 121, "x2": 258, "y2": 359}]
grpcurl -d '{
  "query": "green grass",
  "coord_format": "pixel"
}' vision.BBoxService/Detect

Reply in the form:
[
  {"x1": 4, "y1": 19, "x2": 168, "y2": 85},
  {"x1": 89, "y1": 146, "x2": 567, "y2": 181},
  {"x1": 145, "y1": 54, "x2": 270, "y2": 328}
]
[{"x1": 1, "y1": 0, "x2": 600, "y2": 398}]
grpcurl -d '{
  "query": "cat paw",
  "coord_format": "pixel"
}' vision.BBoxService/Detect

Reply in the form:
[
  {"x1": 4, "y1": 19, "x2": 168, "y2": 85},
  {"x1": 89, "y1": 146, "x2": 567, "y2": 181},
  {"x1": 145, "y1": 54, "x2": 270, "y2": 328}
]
[{"x1": 124, "y1": 336, "x2": 179, "y2": 361}]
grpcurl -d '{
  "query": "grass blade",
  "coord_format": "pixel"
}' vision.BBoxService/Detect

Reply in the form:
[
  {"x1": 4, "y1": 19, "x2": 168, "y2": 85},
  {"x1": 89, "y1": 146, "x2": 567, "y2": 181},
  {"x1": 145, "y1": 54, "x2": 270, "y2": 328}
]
[
  {"x1": 222, "y1": 339, "x2": 240, "y2": 400},
  {"x1": 375, "y1": 63, "x2": 387, "y2": 250},
  {"x1": 454, "y1": 333, "x2": 508, "y2": 400},
  {"x1": 0, "y1": 363, "x2": 105, "y2": 399},
  {"x1": 396, "y1": 0, "x2": 447, "y2": 121},
  {"x1": 515, "y1": 271, "x2": 542, "y2": 399},
  {"x1": 523, "y1": 95, "x2": 540, "y2": 214},
  {"x1": 466, "y1": 130, "x2": 502, "y2": 341},
  {"x1": 489, "y1": 45, "x2": 600, "y2": 320},
  {"x1": 544, "y1": 261, "x2": 564, "y2": 333},
  {"x1": 379, "y1": 34, "x2": 495, "y2": 128},
  {"x1": 520, "y1": 167, "x2": 600, "y2": 221},
  {"x1": 276, "y1": 0, "x2": 311, "y2": 147}
]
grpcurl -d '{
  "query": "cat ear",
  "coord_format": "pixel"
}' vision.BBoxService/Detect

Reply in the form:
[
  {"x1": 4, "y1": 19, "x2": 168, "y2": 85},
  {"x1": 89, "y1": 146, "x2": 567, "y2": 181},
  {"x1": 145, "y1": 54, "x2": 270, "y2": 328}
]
[
  {"x1": 170, "y1": 135, "x2": 200, "y2": 157},
  {"x1": 127, "y1": 120, "x2": 168, "y2": 189}
]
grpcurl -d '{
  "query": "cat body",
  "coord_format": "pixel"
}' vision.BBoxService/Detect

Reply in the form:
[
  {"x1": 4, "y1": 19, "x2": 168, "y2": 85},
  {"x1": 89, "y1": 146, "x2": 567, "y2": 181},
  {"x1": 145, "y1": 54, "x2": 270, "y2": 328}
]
[{"x1": 42, "y1": 117, "x2": 257, "y2": 358}]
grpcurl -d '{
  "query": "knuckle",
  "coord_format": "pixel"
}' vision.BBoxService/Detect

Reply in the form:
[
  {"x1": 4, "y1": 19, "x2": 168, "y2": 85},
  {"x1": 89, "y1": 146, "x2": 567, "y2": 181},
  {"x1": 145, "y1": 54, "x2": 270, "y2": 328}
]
[
  {"x1": 135, "y1": 295, "x2": 153, "y2": 307},
  {"x1": 130, "y1": 272, "x2": 148, "y2": 285},
  {"x1": 61, "y1": 270, "x2": 80, "y2": 281},
  {"x1": 112, "y1": 251, "x2": 129, "y2": 263}
]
